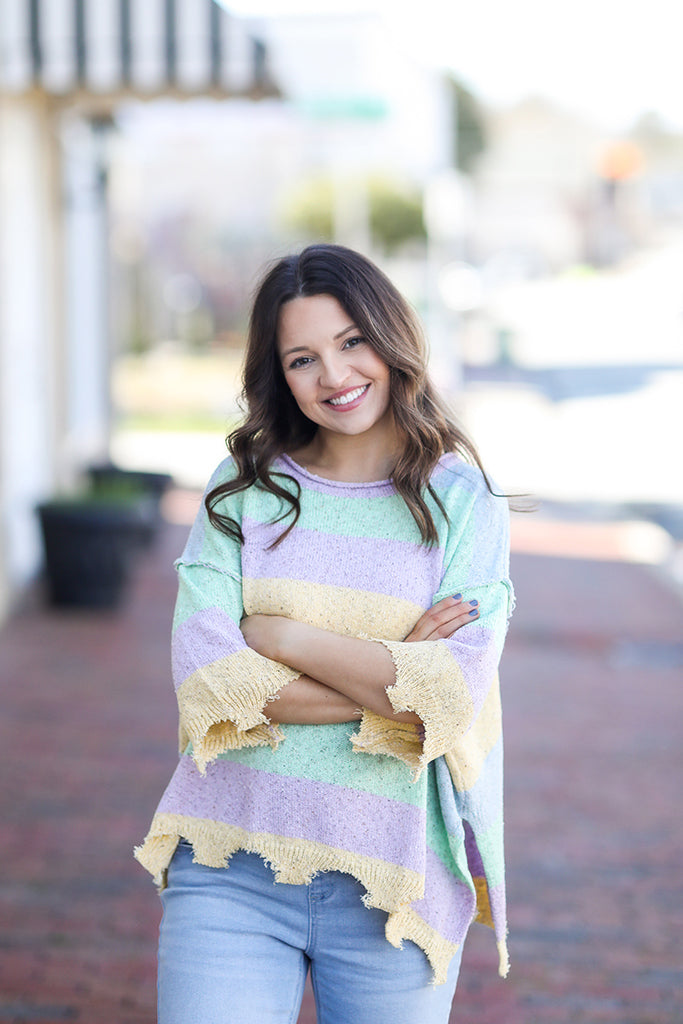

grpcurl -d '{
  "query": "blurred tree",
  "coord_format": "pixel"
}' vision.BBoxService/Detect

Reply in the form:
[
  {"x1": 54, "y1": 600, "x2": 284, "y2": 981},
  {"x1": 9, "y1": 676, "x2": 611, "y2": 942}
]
[
  {"x1": 282, "y1": 178, "x2": 335, "y2": 240},
  {"x1": 367, "y1": 177, "x2": 426, "y2": 251},
  {"x1": 446, "y1": 76, "x2": 487, "y2": 173},
  {"x1": 281, "y1": 175, "x2": 426, "y2": 253}
]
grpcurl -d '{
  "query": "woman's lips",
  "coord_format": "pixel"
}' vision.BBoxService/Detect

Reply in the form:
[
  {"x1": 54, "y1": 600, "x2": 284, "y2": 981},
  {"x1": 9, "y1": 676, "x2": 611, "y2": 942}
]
[{"x1": 325, "y1": 384, "x2": 370, "y2": 409}]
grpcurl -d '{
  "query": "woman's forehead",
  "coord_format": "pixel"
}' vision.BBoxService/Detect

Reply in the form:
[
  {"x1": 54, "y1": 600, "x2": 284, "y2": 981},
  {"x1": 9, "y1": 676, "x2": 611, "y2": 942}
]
[{"x1": 277, "y1": 295, "x2": 356, "y2": 351}]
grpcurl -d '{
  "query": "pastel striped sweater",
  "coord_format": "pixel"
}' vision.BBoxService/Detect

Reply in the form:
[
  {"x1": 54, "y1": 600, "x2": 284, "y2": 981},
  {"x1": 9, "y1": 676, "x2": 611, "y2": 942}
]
[{"x1": 135, "y1": 453, "x2": 514, "y2": 983}]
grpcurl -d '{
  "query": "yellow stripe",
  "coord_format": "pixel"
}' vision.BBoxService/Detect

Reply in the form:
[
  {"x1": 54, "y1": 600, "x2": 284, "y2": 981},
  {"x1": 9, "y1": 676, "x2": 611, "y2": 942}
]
[
  {"x1": 444, "y1": 675, "x2": 502, "y2": 792},
  {"x1": 134, "y1": 812, "x2": 423, "y2": 905},
  {"x1": 351, "y1": 710, "x2": 424, "y2": 768},
  {"x1": 176, "y1": 648, "x2": 299, "y2": 772},
  {"x1": 243, "y1": 577, "x2": 422, "y2": 640},
  {"x1": 470, "y1": 875, "x2": 509, "y2": 978},
  {"x1": 472, "y1": 875, "x2": 493, "y2": 927},
  {"x1": 354, "y1": 639, "x2": 475, "y2": 780},
  {"x1": 385, "y1": 906, "x2": 462, "y2": 986},
  {"x1": 497, "y1": 938, "x2": 510, "y2": 978}
]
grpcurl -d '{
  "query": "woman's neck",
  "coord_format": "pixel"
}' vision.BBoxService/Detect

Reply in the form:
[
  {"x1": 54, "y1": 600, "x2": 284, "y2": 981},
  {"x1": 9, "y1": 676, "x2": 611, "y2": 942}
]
[{"x1": 290, "y1": 426, "x2": 402, "y2": 483}]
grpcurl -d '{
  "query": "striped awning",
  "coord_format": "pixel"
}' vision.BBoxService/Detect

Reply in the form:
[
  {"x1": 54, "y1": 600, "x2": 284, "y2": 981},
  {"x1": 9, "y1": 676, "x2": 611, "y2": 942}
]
[{"x1": 0, "y1": 0, "x2": 278, "y2": 101}]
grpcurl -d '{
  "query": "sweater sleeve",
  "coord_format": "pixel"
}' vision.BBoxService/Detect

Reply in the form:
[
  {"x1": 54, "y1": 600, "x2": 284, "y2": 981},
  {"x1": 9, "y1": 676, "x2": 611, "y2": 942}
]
[
  {"x1": 351, "y1": 475, "x2": 513, "y2": 780},
  {"x1": 171, "y1": 462, "x2": 300, "y2": 774}
]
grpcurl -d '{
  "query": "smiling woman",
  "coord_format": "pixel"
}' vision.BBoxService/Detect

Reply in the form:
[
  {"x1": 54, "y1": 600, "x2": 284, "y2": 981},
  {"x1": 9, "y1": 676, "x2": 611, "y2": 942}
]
[
  {"x1": 277, "y1": 294, "x2": 395, "y2": 475},
  {"x1": 135, "y1": 244, "x2": 514, "y2": 1024},
  {"x1": 206, "y1": 244, "x2": 496, "y2": 543}
]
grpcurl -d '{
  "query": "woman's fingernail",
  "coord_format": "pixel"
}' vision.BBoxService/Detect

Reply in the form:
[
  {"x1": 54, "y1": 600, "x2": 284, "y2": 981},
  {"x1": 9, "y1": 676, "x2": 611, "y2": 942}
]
[
  {"x1": 469, "y1": 599, "x2": 478, "y2": 607},
  {"x1": 453, "y1": 594, "x2": 462, "y2": 601},
  {"x1": 469, "y1": 608, "x2": 479, "y2": 616}
]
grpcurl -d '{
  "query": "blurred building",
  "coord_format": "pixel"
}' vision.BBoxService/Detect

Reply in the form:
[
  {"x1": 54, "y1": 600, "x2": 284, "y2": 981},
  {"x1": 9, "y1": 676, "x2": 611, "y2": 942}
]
[
  {"x1": 106, "y1": 9, "x2": 455, "y2": 325},
  {"x1": 0, "y1": 0, "x2": 276, "y2": 619}
]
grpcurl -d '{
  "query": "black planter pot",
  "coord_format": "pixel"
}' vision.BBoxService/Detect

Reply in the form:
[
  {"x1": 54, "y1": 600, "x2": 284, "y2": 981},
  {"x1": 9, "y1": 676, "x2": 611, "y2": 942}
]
[
  {"x1": 37, "y1": 500, "x2": 144, "y2": 608},
  {"x1": 87, "y1": 464, "x2": 174, "y2": 545}
]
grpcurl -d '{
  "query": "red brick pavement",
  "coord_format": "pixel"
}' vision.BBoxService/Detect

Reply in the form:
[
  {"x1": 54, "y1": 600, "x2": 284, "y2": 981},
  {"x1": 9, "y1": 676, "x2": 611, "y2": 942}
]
[{"x1": 1, "y1": 501, "x2": 682, "y2": 1023}]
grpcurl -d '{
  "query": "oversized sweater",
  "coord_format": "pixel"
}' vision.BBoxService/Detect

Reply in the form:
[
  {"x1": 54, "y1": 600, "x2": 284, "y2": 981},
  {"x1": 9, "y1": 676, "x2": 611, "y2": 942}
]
[{"x1": 135, "y1": 453, "x2": 514, "y2": 983}]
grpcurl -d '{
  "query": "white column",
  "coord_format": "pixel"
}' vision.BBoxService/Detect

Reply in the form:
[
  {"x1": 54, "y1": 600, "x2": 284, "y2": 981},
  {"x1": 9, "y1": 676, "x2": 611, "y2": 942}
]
[
  {"x1": 61, "y1": 112, "x2": 112, "y2": 468},
  {"x1": 0, "y1": 94, "x2": 62, "y2": 615}
]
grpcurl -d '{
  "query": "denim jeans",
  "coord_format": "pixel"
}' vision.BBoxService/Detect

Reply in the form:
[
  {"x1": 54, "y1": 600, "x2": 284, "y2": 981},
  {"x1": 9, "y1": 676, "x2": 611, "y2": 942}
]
[{"x1": 158, "y1": 843, "x2": 463, "y2": 1024}]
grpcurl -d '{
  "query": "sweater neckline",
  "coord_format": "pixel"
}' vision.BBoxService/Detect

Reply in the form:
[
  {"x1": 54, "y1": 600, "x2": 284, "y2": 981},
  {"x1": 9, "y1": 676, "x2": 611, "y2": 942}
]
[{"x1": 277, "y1": 453, "x2": 393, "y2": 490}]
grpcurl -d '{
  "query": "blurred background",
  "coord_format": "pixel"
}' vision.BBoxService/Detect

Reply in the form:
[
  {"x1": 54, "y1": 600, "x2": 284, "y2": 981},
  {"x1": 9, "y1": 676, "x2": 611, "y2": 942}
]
[
  {"x1": 2, "y1": 4, "x2": 683, "y2": 1023},
  {"x1": 1, "y1": 0, "x2": 682, "y2": 618}
]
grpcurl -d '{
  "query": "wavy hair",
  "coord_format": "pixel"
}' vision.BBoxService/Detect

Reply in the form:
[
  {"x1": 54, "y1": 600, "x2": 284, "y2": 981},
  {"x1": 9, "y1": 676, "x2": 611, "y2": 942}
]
[{"x1": 206, "y1": 243, "x2": 494, "y2": 546}]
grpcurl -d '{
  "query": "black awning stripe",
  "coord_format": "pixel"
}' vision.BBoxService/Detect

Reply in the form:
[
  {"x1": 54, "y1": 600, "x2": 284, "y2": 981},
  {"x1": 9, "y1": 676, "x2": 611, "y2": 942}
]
[
  {"x1": 74, "y1": 0, "x2": 87, "y2": 86},
  {"x1": 4, "y1": 0, "x2": 273, "y2": 98},
  {"x1": 209, "y1": 0, "x2": 223, "y2": 88},
  {"x1": 164, "y1": 0, "x2": 177, "y2": 86},
  {"x1": 119, "y1": 0, "x2": 132, "y2": 86},
  {"x1": 29, "y1": 0, "x2": 43, "y2": 78}
]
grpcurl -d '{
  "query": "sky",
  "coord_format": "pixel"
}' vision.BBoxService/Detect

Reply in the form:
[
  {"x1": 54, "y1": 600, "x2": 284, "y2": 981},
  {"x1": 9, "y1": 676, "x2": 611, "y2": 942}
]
[{"x1": 219, "y1": 0, "x2": 683, "y2": 132}]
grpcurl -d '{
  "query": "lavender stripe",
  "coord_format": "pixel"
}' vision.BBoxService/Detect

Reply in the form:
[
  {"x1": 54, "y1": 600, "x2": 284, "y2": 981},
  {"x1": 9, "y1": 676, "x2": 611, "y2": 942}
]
[
  {"x1": 468, "y1": 490, "x2": 510, "y2": 582},
  {"x1": 172, "y1": 608, "x2": 244, "y2": 690},
  {"x1": 429, "y1": 458, "x2": 462, "y2": 490},
  {"x1": 411, "y1": 847, "x2": 476, "y2": 942},
  {"x1": 486, "y1": 881, "x2": 507, "y2": 934},
  {"x1": 464, "y1": 821, "x2": 485, "y2": 878},
  {"x1": 453, "y1": 745, "x2": 504, "y2": 839},
  {"x1": 241, "y1": 517, "x2": 442, "y2": 605},
  {"x1": 158, "y1": 758, "x2": 427, "y2": 871},
  {"x1": 443, "y1": 624, "x2": 501, "y2": 713},
  {"x1": 456, "y1": 741, "x2": 504, "y2": 828}
]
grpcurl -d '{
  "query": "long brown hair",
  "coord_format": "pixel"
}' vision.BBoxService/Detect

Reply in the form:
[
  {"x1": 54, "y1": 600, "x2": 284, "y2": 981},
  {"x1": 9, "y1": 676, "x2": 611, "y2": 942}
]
[{"x1": 206, "y1": 243, "x2": 494, "y2": 546}]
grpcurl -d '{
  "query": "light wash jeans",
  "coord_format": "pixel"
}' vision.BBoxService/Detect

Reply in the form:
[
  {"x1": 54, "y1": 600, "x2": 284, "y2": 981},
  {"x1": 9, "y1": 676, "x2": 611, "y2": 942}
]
[{"x1": 158, "y1": 843, "x2": 463, "y2": 1024}]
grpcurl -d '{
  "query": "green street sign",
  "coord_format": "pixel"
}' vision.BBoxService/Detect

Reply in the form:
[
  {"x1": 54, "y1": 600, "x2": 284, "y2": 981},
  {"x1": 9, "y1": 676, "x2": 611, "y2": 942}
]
[{"x1": 296, "y1": 96, "x2": 388, "y2": 120}]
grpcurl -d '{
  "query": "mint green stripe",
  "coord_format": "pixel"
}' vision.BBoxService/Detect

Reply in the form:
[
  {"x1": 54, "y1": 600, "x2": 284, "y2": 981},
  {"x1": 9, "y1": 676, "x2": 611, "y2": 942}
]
[
  {"x1": 424, "y1": 769, "x2": 472, "y2": 886},
  {"x1": 249, "y1": 487, "x2": 423, "y2": 543},
  {"x1": 473, "y1": 814, "x2": 505, "y2": 888},
  {"x1": 212, "y1": 722, "x2": 426, "y2": 807},
  {"x1": 173, "y1": 563, "x2": 243, "y2": 629},
  {"x1": 247, "y1": 480, "x2": 475, "y2": 546}
]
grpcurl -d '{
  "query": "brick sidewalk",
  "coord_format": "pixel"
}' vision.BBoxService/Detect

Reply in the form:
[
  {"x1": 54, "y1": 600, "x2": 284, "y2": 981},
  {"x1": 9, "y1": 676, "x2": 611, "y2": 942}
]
[{"x1": 1, "y1": 504, "x2": 682, "y2": 1023}]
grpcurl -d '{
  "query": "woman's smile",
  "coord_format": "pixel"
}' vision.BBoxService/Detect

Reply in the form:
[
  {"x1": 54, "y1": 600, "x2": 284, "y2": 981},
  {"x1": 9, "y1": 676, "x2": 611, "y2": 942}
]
[{"x1": 326, "y1": 384, "x2": 370, "y2": 409}]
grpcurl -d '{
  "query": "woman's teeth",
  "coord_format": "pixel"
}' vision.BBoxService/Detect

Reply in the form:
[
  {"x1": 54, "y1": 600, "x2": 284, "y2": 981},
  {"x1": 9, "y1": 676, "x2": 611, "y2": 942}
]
[{"x1": 328, "y1": 385, "x2": 367, "y2": 406}]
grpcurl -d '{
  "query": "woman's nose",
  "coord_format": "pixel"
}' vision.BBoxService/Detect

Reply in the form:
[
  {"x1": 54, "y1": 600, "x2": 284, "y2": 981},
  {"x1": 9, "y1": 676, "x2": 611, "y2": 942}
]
[{"x1": 319, "y1": 355, "x2": 349, "y2": 389}]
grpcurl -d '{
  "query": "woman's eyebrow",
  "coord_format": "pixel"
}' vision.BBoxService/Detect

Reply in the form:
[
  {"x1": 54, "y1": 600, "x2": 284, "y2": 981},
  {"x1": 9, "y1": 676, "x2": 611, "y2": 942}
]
[{"x1": 333, "y1": 324, "x2": 358, "y2": 339}]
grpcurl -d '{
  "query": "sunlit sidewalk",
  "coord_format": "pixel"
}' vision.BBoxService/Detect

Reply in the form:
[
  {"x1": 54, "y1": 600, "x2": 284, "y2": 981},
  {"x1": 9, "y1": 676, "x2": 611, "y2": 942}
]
[{"x1": 1, "y1": 496, "x2": 682, "y2": 1024}]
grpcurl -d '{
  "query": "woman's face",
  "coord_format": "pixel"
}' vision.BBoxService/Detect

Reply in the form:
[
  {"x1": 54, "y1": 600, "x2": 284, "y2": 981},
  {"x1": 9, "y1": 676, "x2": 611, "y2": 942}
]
[{"x1": 277, "y1": 294, "x2": 393, "y2": 440}]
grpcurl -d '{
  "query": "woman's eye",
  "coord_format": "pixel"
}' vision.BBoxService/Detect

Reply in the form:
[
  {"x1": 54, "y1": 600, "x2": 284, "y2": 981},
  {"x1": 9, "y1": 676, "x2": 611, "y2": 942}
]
[
  {"x1": 343, "y1": 336, "x2": 364, "y2": 350},
  {"x1": 289, "y1": 356, "x2": 312, "y2": 369}
]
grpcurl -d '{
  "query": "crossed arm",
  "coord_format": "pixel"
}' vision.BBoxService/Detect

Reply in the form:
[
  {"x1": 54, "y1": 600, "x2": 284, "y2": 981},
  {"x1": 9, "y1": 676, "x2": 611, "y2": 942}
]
[{"x1": 241, "y1": 594, "x2": 480, "y2": 726}]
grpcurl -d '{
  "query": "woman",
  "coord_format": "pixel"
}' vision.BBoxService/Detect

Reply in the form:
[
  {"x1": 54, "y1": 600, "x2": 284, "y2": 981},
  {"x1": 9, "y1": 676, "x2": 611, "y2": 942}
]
[{"x1": 135, "y1": 244, "x2": 514, "y2": 1024}]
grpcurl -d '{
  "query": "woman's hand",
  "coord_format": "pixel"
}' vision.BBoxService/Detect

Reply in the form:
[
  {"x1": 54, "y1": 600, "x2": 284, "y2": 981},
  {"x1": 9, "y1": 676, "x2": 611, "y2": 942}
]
[{"x1": 405, "y1": 594, "x2": 478, "y2": 643}]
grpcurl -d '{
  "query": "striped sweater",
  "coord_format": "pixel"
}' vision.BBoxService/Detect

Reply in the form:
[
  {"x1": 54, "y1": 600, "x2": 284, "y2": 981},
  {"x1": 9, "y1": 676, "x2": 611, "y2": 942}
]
[{"x1": 135, "y1": 453, "x2": 514, "y2": 983}]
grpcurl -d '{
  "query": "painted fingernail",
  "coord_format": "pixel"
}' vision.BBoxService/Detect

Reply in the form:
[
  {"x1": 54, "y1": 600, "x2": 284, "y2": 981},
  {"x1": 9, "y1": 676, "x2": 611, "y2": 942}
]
[
  {"x1": 469, "y1": 608, "x2": 479, "y2": 616},
  {"x1": 469, "y1": 599, "x2": 478, "y2": 607},
  {"x1": 453, "y1": 594, "x2": 462, "y2": 601}
]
